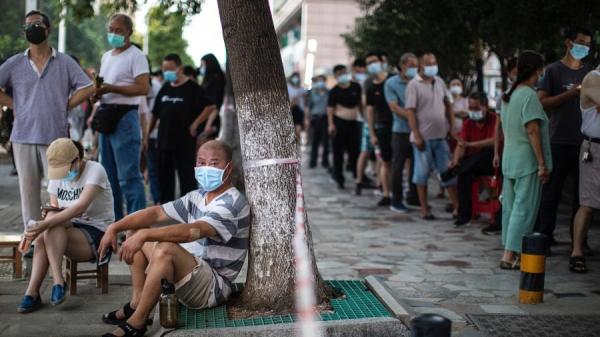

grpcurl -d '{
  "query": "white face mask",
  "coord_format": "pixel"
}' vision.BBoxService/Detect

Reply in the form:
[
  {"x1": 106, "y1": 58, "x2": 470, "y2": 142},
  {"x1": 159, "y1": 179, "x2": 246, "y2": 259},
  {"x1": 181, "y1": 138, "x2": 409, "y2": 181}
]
[
  {"x1": 450, "y1": 85, "x2": 463, "y2": 95},
  {"x1": 468, "y1": 110, "x2": 484, "y2": 121}
]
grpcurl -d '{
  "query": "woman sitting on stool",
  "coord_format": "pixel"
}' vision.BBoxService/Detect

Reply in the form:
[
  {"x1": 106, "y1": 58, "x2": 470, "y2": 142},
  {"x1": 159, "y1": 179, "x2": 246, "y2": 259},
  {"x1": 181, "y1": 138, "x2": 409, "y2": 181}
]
[{"x1": 18, "y1": 138, "x2": 114, "y2": 313}]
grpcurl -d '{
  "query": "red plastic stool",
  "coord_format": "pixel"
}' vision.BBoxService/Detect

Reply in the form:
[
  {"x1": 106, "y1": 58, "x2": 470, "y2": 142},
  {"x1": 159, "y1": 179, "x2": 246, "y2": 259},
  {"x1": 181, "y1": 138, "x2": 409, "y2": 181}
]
[{"x1": 471, "y1": 175, "x2": 501, "y2": 224}]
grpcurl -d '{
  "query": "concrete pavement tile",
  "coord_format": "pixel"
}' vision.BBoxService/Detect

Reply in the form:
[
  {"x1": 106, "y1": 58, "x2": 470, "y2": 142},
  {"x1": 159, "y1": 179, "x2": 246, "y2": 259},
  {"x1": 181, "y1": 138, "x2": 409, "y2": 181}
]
[{"x1": 480, "y1": 304, "x2": 527, "y2": 314}]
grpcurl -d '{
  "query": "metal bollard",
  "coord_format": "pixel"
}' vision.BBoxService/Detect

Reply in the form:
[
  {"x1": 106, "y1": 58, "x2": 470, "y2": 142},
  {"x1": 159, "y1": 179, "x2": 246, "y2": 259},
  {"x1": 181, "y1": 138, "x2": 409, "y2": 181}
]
[
  {"x1": 519, "y1": 232, "x2": 547, "y2": 304},
  {"x1": 411, "y1": 313, "x2": 451, "y2": 337}
]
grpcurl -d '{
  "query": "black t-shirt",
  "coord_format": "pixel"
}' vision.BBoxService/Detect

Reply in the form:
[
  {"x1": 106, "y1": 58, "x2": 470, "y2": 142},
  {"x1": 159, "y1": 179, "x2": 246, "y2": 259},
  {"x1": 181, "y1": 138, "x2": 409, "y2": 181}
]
[
  {"x1": 538, "y1": 61, "x2": 593, "y2": 145},
  {"x1": 327, "y1": 82, "x2": 362, "y2": 109},
  {"x1": 153, "y1": 80, "x2": 213, "y2": 150},
  {"x1": 366, "y1": 77, "x2": 393, "y2": 128}
]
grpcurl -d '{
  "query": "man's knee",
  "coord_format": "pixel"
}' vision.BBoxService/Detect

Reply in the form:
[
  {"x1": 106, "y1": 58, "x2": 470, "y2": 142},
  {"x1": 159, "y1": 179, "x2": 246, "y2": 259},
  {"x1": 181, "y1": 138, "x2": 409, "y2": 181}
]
[{"x1": 152, "y1": 242, "x2": 178, "y2": 260}]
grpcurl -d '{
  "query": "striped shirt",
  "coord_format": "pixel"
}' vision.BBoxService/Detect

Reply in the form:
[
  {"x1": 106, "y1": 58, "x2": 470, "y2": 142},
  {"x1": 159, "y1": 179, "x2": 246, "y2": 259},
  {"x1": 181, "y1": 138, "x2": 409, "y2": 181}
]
[{"x1": 162, "y1": 187, "x2": 250, "y2": 285}]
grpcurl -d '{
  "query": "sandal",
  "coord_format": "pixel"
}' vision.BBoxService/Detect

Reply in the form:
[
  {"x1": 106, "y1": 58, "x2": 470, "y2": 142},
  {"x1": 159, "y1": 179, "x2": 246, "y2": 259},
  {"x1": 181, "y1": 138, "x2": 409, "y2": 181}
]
[
  {"x1": 569, "y1": 256, "x2": 588, "y2": 274},
  {"x1": 103, "y1": 303, "x2": 135, "y2": 325},
  {"x1": 499, "y1": 258, "x2": 520, "y2": 270},
  {"x1": 102, "y1": 322, "x2": 147, "y2": 337}
]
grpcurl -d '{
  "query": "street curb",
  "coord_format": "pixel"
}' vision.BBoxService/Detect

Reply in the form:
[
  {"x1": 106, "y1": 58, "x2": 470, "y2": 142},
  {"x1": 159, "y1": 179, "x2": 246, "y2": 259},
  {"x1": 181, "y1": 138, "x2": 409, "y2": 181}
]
[
  {"x1": 149, "y1": 317, "x2": 409, "y2": 337},
  {"x1": 364, "y1": 275, "x2": 414, "y2": 327}
]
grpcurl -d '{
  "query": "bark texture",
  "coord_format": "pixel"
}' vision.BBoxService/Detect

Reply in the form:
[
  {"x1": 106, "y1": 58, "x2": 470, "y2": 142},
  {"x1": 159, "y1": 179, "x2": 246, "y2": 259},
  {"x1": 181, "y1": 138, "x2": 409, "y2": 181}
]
[{"x1": 217, "y1": 0, "x2": 330, "y2": 312}]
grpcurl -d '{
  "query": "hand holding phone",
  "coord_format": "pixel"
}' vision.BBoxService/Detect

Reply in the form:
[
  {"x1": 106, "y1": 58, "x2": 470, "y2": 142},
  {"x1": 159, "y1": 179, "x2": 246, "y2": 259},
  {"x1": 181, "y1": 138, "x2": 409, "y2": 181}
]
[{"x1": 97, "y1": 247, "x2": 112, "y2": 266}]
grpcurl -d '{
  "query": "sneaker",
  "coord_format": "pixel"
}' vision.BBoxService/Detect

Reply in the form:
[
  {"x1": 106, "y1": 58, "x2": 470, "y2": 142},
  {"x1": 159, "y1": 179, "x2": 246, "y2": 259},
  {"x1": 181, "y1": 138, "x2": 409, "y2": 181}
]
[
  {"x1": 454, "y1": 218, "x2": 470, "y2": 227},
  {"x1": 390, "y1": 202, "x2": 409, "y2": 213},
  {"x1": 355, "y1": 182, "x2": 363, "y2": 195},
  {"x1": 51, "y1": 283, "x2": 67, "y2": 306},
  {"x1": 377, "y1": 197, "x2": 392, "y2": 207},
  {"x1": 17, "y1": 295, "x2": 42, "y2": 313}
]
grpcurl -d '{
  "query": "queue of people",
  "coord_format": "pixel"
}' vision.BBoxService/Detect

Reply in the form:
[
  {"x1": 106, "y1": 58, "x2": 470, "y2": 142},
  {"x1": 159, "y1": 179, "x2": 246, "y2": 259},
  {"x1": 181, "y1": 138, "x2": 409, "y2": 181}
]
[
  {"x1": 291, "y1": 26, "x2": 597, "y2": 272},
  {"x1": 0, "y1": 9, "x2": 598, "y2": 336}
]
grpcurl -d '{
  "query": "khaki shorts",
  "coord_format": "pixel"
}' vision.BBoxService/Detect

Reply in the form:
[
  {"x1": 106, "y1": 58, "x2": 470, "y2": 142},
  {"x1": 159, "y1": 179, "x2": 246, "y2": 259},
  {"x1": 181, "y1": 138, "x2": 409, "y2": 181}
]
[
  {"x1": 174, "y1": 257, "x2": 218, "y2": 309},
  {"x1": 579, "y1": 141, "x2": 600, "y2": 209}
]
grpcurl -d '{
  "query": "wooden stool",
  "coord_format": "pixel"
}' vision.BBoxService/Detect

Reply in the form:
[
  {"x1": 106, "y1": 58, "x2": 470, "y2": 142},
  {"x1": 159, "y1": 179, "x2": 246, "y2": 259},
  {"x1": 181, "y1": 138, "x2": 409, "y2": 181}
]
[
  {"x1": 65, "y1": 256, "x2": 108, "y2": 295},
  {"x1": 0, "y1": 234, "x2": 23, "y2": 279}
]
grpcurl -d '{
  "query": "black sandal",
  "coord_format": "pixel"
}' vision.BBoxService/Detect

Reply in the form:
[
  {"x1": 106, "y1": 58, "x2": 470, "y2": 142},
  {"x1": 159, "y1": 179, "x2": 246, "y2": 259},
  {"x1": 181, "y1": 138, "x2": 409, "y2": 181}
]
[
  {"x1": 102, "y1": 322, "x2": 147, "y2": 337},
  {"x1": 102, "y1": 303, "x2": 135, "y2": 325},
  {"x1": 569, "y1": 256, "x2": 588, "y2": 274}
]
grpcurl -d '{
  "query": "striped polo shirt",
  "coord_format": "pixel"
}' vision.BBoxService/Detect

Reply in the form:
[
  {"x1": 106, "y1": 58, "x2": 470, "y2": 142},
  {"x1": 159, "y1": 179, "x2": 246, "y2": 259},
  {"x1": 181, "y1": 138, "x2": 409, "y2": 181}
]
[{"x1": 162, "y1": 187, "x2": 250, "y2": 285}]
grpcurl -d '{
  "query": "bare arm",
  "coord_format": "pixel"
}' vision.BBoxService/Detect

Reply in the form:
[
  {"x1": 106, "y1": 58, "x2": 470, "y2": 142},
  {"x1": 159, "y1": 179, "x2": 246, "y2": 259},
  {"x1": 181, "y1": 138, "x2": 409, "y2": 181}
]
[
  {"x1": 0, "y1": 90, "x2": 13, "y2": 109},
  {"x1": 190, "y1": 104, "x2": 217, "y2": 134},
  {"x1": 581, "y1": 73, "x2": 600, "y2": 107},
  {"x1": 99, "y1": 74, "x2": 150, "y2": 97},
  {"x1": 526, "y1": 119, "x2": 549, "y2": 183},
  {"x1": 203, "y1": 107, "x2": 220, "y2": 133},
  {"x1": 388, "y1": 101, "x2": 409, "y2": 119},
  {"x1": 327, "y1": 106, "x2": 336, "y2": 136},
  {"x1": 493, "y1": 117, "x2": 503, "y2": 168},
  {"x1": 538, "y1": 88, "x2": 579, "y2": 111},
  {"x1": 68, "y1": 85, "x2": 94, "y2": 110},
  {"x1": 445, "y1": 101, "x2": 455, "y2": 136},
  {"x1": 468, "y1": 137, "x2": 495, "y2": 148}
]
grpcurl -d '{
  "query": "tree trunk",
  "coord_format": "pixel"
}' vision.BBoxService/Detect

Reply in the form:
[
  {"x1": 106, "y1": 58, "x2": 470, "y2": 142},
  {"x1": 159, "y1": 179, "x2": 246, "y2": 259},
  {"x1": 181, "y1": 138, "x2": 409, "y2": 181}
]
[
  {"x1": 218, "y1": 61, "x2": 245, "y2": 190},
  {"x1": 217, "y1": 0, "x2": 330, "y2": 312}
]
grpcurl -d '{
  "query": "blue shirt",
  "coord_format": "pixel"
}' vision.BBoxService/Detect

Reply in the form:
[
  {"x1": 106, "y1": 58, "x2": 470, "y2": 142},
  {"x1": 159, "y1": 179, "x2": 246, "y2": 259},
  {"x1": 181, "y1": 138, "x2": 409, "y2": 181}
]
[
  {"x1": 308, "y1": 89, "x2": 329, "y2": 116},
  {"x1": 0, "y1": 48, "x2": 92, "y2": 145},
  {"x1": 384, "y1": 74, "x2": 410, "y2": 133}
]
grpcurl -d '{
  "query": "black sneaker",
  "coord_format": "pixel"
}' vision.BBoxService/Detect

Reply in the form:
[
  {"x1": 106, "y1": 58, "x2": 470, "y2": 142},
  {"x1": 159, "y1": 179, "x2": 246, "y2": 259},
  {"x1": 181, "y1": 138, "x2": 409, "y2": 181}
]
[
  {"x1": 355, "y1": 183, "x2": 362, "y2": 195},
  {"x1": 377, "y1": 197, "x2": 392, "y2": 207},
  {"x1": 454, "y1": 218, "x2": 469, "y2": 227}
]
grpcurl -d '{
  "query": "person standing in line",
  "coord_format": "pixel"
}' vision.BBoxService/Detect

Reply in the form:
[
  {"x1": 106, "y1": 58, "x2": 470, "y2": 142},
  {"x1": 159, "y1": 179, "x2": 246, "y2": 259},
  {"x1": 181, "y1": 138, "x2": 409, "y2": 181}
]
[
  {"x1": 405, "y1": 53, "x2": 458, "y2": 219},
  {"x1": 145, "y1": 71, "x2": 163, "y2": 205},
  {"x1": 499, "y1": 51, "x2": 552, "y2": 269},
  {"x1": 287, "y1": 72, "x2": 306, "y2": 144},
  {"x1": 307, "y1": 75, "x2": 330, "y2": 169},
  {"x1": 365, "y1": 52, "x2": 394, "y2": 206},
  {"x1": 148, "y1": 54, "x2": 216, "y2": 203},
  {"x1": 534, "y1": 27, "x2": 594, "y2": 255},
  {"x1": 0, "y1": 10, "x2": 93, "y2": 232},
  {"x1": 385, "y1": 52, "x2": 420, "y2": 212},
  {"x1": 327, "y1": 64, "x2": 363, "y2": 189},
  {"x1": 570, "y1": 68, "x2": 600, "y2": 273},
  {"x1": 198, "y1": 53, "x2": 226, "y2": 142},
  {"x1": 94, "y1": 14, "x2": 149, "y2": 220}
]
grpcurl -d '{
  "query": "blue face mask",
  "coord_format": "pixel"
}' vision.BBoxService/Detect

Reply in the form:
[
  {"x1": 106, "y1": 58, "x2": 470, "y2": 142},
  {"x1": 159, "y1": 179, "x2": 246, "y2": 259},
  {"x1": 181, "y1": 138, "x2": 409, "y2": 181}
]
[
  {"x1": 63, "y1": 169, "x2": 78, "y2": 182},
  {"x1": 424, "y1": 65, "x2": 438, "y2": 77},
  {"x1": 163, "y1": 70, "x2": 177, "y2": 82},
  {"x1": 199, "y1": 66, "x2": 206, "y2": 77},
  {"x1": 468, "y1": 110, "x2": 484, "y2": 121},
  {"x1": 338, "y1": 74, "x2": 352, "y2": 85},
  {"x1": 107, "y1": 33, "x2": 126, "y2": 49},
  {"x1": 367, "y1": 62, "x2": 383, "y2": 75},
  {"x1": 353, "y1": 73, "x2": 366, "y2": 83},
  {"x1": 313, "y1": 81, "x2": 326, "y2": 89},
  {"x1": 405, "y1": 67, "x2": 418, "y2": 78},
  {"x1": 570, "y1": 43, "x2": 590, "y2": 60},
  {"x1": 194, "y1": 164, "x2": 228, "y2": 192}
]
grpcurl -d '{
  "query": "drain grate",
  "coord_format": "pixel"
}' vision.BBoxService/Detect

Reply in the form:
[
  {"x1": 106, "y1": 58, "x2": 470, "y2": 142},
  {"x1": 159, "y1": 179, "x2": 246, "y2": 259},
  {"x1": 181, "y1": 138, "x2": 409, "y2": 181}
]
[
  {"x1": 179, "y1": 280, "x2": 391, "y2": 329},
  {"x1": 467, "y1": 314, "x2": 600, "y2": 337}
]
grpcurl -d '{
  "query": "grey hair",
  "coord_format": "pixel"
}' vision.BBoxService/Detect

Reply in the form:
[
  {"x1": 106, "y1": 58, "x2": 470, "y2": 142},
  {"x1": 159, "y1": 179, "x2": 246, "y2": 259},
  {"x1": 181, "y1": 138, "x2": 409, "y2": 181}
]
[
  {"x1": 109, "y1": 13, "x2": 133, "y2": 33},
  {"x1": 399, "y1": 52, "x2": 417, "y2": 65}
]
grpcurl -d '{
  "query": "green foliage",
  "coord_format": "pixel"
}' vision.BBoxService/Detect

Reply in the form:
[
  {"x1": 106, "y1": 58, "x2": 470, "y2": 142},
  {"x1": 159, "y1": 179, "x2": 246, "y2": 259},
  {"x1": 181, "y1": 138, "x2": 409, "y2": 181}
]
[
  {"x1": 344, "y1": 0, "x2": 600, "y2": 80},
  {"x1": 0, "y1": 1, "x2": 29, "y2": 61},
  {"x1": 147, "y1": 5, "x2": 195, "y2": 70}
]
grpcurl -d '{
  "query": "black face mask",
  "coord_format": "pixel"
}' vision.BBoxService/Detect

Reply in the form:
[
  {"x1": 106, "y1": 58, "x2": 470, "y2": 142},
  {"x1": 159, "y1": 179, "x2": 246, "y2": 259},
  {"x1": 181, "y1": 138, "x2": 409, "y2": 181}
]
[{"x1": 25, "y1": 25, "x2": 47, "y2": 45}]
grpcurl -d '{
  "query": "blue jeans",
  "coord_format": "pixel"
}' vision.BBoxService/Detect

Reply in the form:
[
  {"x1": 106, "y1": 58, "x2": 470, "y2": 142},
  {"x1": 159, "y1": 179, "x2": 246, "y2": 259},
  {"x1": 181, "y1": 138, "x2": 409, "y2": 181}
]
[
  {"x1": 147, "y1": 138, "x2": 160, "y2": 204},
  {"x1": 412, "y1": 138, "x2": 456, "y2": 187},
  {"x1": 99, "y1": 109, "x2": 146, "y2": 220}
]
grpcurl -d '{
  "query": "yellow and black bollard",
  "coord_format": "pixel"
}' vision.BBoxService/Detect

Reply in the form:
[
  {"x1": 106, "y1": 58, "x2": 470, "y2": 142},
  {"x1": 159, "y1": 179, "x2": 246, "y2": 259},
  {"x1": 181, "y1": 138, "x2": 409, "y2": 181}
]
[{"x1": 519, "y1": 232, "x2": 547, "y2": 304}]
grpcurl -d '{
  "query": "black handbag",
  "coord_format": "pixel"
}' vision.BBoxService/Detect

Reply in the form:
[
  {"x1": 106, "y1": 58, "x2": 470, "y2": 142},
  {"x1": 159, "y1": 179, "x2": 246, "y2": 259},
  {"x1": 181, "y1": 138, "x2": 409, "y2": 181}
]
[{"x1": 91, "y1": 104, "x2": 134, "y2": 134}]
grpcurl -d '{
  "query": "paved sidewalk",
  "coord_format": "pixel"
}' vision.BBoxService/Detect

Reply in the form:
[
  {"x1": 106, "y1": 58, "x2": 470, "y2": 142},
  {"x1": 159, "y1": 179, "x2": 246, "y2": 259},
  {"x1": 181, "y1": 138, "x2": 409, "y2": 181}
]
[{"x1": 0, "y1": 154, "x2": 599, "y2": 336}]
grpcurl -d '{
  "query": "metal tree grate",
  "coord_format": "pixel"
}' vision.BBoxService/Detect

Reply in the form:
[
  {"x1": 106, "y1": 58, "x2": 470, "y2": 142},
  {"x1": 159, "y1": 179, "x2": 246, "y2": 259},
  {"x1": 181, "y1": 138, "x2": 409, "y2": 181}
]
[
  {"x1": 178, "y1": 280, "x2": 391, "y2": 329},
  {"x1": 467, "y1": 314, "x2": 600, "y2": 337}
]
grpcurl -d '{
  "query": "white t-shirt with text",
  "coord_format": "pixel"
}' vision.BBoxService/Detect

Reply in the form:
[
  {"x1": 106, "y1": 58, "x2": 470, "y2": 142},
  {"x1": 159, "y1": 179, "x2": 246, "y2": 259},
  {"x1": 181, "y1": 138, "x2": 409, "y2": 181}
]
[{"x1": 47, "y1": 161, "x2": 115, "y2": 232}]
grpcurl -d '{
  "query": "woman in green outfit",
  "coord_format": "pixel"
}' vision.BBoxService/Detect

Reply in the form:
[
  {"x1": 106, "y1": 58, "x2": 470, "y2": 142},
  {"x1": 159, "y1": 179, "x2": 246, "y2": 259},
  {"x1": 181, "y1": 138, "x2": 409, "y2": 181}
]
[{"x1": 499, "y1": 51, "x2": 552, "y2": 269}]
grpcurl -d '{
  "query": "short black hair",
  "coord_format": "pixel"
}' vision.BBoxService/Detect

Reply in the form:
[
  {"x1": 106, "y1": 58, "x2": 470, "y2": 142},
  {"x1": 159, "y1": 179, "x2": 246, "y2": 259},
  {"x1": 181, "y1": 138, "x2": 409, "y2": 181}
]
[
  {"x1": 163, "y1": 53, "x2": 182, "y2": 66},
  {"x1": 333, "y1": 64, "x2": 347, "y2": 74},
  {"x1": 183, "y1": 65, "x2": 198, "y2": 78},
  {"x1": 468, "y1": 91, "x2": 488, "y2": 107},
  {"x1": 506, "y1": 57, "x2": 518, "y2": 72},
  {"x1": 72, "y1": 140, "x2": 84, "y2": 159},
  {"x1": 25, "y1": 10, "x2": 51, "y2": 29},
  {"x1": 365, "y1": 52, "x2": 382, "y2": 61},
  {"x1": 352, "y1": 58, "x2": 366, "y2": 68},
  {"x1": 565, "y1": 26, "x2": 592, "y2": 41}
]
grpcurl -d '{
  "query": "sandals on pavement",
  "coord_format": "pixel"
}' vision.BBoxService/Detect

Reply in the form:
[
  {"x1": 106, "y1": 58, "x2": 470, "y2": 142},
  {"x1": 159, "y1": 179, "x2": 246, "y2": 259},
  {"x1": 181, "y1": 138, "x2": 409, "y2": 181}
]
[
  {"x1": 102, "y1": 322, "x2": 147, "y2": 337},
  {"x1": 499, "y1": 258, "x2": 520, "y2": 270},
  {"x1": 569, "y1": 256, "x2": 588, "y2": 274},
  {"x1": 102, "y1": 303, "x2": 152, "y2": 326}
]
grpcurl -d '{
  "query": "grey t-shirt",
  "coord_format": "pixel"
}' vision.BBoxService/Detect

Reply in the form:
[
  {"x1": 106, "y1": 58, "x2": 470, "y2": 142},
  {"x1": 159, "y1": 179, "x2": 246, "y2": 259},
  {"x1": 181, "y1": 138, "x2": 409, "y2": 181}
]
[
  {"x1": 0, "y1": 49, "x2": 92, "y2": 145},
  {"x1": 538, "y1": 61, "x2": 593, "y2": 145}
]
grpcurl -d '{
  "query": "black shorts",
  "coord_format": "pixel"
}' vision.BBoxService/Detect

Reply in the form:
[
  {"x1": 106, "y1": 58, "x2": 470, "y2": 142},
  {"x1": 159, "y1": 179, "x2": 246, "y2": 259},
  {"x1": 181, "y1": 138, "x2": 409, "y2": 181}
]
[
  {"x1": 375, "y1": 127, "x2": 393, "y2": 162},
  {"x1": 291, "y1": 106, "x2": 305, "y2": 126},
  {"x1": 73, "y1": 223, "x2": 105, "y2": 262}
]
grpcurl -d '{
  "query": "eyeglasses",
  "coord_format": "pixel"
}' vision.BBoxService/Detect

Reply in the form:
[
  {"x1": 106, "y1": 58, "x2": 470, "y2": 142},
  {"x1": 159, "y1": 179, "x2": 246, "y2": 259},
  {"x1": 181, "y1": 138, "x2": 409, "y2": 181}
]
[{"x1": 23, "y1": 22, "x2": 46, "y2": 30}]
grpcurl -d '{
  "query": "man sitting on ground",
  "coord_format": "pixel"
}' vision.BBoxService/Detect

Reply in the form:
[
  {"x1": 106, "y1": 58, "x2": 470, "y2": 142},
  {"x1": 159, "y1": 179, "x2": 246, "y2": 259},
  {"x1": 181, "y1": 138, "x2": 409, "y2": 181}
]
[
  {"x1": 443, "y1": 92, "x2": 497, "y2": 227},
  {"x1": 98, "y1": 140, "x2": 250, "y2": 337}
]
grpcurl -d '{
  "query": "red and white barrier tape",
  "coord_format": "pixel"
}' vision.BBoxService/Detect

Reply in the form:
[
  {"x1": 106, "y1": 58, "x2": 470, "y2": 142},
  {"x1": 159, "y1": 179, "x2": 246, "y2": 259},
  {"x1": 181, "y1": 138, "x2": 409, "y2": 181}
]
[{"x1": 245, "y1": 157, "x2": 323, "y2": 337}]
